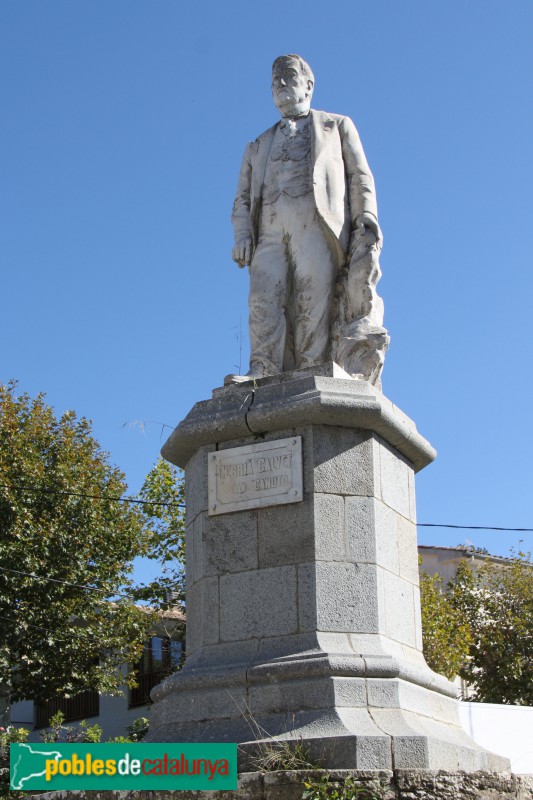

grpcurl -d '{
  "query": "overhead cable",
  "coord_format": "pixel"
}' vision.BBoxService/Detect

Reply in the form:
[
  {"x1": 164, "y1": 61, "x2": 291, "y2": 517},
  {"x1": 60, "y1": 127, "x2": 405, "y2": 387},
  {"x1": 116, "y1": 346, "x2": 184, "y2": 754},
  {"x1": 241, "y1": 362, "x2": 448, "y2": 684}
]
[
  {"x1": 418, "y1": 523, "x2": 533, "y2": 532},
  {"x1": 1, "y1": 484, "x2": 531, "y2": 529},
  {"x1": 0, "y1": 613, "x2": 177, "y2": 653},
  {"x1": 0, "y1": 484, "x2": 184, "y2": 509}
]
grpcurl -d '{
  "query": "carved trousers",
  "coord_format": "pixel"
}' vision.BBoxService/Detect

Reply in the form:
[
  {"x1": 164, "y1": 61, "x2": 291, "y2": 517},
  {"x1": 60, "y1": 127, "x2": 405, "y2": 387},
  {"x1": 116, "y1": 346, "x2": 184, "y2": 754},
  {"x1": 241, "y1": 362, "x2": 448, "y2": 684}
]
[{"x1": 249, "y1": 193, "x2": 339, "y2": 375}]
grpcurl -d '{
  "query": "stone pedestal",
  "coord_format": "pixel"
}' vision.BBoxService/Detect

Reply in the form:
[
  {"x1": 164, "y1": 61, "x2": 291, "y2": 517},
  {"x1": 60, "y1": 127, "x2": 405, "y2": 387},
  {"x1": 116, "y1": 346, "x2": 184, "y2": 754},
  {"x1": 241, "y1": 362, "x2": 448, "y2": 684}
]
[{"x1": 148, "y1": 364, "x2": 509, "y2": 772}]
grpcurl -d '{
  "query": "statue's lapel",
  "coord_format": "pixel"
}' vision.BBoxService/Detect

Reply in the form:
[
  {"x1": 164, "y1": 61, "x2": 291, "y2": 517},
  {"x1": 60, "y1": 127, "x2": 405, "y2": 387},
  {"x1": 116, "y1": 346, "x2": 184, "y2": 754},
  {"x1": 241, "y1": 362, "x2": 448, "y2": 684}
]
[
  {"x1": 253, "y1": 124, "x2": 277, "y2": 199},
  {"x1": 311, "y1": 110, "x2": 335, "y2": 164}
]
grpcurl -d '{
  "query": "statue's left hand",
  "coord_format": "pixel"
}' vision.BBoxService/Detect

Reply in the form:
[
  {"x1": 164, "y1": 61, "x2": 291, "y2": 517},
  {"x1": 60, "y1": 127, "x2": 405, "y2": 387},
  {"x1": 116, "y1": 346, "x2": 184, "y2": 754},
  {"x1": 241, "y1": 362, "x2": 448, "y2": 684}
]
[
  {"x1": 355, "y1": 213, "x2": 382, "y2": 244},
  {"x1": 232, "y1": 237, "x2": 253, "y2": 268}
]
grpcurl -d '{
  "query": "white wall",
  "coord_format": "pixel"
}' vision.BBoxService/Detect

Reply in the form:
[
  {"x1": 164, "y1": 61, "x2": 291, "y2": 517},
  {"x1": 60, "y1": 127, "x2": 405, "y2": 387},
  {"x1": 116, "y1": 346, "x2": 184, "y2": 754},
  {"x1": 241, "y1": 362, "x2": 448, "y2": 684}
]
[
  {"x1": 8, "y1": 699, "x2": 34, "y2": 727},
  {"x1": 9, "y1": 665, "x2": 152, "y2": 742},
  {"x1": 459, "y1": 702, "x2": 533, "y2": 774},
  {"x1": 10, "y1": 696, "x2": 151, "y2": 741}
]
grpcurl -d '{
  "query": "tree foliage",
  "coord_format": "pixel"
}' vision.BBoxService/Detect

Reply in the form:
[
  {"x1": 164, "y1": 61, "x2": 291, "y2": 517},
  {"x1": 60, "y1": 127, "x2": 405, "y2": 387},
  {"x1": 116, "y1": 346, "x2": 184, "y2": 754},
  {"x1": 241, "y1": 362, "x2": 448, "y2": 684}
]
[
  {"x1": 419, "y1": 568, "x2": 471, "y2": 680},
  {"x1": 420, "y1": 552, "x2": 533, "y2": 705},
  {"x1": 452, "y1": 555, "x2": 533, "y2": 705},
  {"x1": 134, "y1": 457, "x2": 185, "y2": 610},
  {"x1": 0, "y1": 381, "x2": 154, "y2": 713}
]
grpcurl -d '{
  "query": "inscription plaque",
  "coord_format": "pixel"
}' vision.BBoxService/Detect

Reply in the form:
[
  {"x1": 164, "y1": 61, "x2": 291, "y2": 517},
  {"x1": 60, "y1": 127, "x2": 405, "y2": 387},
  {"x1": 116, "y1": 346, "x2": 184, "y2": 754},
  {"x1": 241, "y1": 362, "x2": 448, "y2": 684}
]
[{"x1": 208, "y1": 436, "x2": 303, "y2": 515}]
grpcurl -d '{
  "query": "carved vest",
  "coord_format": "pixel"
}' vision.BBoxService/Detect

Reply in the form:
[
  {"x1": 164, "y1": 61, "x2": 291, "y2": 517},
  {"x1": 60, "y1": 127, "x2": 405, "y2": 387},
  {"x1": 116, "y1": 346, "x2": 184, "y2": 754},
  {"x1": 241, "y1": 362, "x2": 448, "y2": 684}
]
[{"x1": 262, "y1": 116, "x2": 313, "y2": 205}]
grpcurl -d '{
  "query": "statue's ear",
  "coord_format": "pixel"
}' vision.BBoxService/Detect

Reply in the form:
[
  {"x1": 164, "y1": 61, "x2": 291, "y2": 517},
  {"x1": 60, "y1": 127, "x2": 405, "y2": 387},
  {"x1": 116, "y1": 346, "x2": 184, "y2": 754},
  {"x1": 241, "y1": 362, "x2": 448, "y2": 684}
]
[{"x1": 307, "y1": 80, "x2": 314, "y2": 92}]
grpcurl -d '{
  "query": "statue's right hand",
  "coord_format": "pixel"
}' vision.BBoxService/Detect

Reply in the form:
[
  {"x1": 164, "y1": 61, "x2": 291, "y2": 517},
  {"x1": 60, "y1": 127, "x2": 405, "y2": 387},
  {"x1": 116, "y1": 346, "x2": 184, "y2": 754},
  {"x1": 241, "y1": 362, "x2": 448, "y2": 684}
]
[{"x1": 232, "y1": 238, "x2": 252, "y2": 268}]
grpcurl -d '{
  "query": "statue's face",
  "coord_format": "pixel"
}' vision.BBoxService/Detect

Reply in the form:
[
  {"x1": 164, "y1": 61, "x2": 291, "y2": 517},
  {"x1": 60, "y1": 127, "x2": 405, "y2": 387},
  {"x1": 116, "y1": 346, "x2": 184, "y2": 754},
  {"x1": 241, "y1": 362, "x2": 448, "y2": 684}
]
[{"x1": 271, "y1": 61, "x2": 313, "y2": 116}]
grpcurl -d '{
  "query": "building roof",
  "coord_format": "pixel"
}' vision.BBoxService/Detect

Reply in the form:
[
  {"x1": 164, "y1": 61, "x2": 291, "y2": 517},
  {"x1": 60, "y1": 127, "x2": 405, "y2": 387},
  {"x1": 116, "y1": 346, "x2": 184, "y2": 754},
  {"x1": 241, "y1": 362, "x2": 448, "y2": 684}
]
[{"x1": 418, "y1": 544, "x2": 532, "y2": 568}]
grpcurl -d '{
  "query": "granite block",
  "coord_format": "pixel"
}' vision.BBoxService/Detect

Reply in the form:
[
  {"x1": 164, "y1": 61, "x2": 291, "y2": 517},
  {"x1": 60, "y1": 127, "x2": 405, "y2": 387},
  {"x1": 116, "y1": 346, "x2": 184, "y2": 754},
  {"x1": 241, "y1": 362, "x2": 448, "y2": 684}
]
[
  {"x1": 183, "y1": 576, "x2": 220, "y2": 658},
  {"x1": 314, "y1": 493, "x2": 345, "y2": 560},
  {"x1": 164, "y1": 684, "x2": 248, "y2": 723},
  {"x1": 313, "y1": 562, "x2": 379, "y2": 633},
  {"x1": 312, "y1": 426, "x2": 377, "y2": 496},
  {"x1": 256, "y1": 633, "x2": 324, "y2": 661},
  {"x1": 379, "y1": 569, "x2": 417, "y2": 648},
  {"x1": 189, "y1": 639, "x2": 259, "y2": 668},
  {"x1": 201, "y1": 509, "x2": 258, "y2": 576},
  {"x1": 184, "y1": 444, "x2": 212, "y2": 524},
  {"x1": 249, "y1": 678, "x2": 335, "y2": 714},
  {"x1": 192, "y1": 513, "x2": 204, "y2": 583},
  {"x1": 398, "y1": 516, "x2": 419, "y2": 585},
  {"x1": 331, "y1": 677, "x2": 368, "y2": 707},
  {"x1": 408, "y1": 469, "x2": 417, "y2": 523},
  {"x1": 184, "y1": 581, "x2": 201, "y2": 657},
  {"x1": 297, "y1": 562, "x2": 317, "y2": 633},
  {"x1": 413, "y1": 585, "x2": 423, "y2": 651},
  {"x1": 379, "y1": 440, "x2": 411, "y2": 518},
  {"x1": 345, "y1": 496, "x2": 377, "y2": 563},
  {"x1": 367, "y1": 679, "x2": 401, "y2": 709},
  {"x1": 375, "y1": 502, "x2": 400, "y2": 575},
  {"x1": 185, "y1": 523, "x2": 195, "y2": 591},
  {"x1": 202, "y1": 576, "x2": 220, "y2": 645},
  {"x1": 348, "y1": 632, "x2": 404, "y2": 659},
  {"x1": 257, "y1": 496, "x2": 315, "y2": 568},
  {"x1": 220, "y1": 566, "x2": 298, "y2": 641}
]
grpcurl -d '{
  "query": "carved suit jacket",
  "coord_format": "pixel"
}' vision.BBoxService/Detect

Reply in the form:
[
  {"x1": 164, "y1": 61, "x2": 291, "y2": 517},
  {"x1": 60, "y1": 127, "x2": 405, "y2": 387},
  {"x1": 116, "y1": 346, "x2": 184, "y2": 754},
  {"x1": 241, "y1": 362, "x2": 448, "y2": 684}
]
[{"x1": 231, "y1": 109, "x2": 378, "y2": 263}]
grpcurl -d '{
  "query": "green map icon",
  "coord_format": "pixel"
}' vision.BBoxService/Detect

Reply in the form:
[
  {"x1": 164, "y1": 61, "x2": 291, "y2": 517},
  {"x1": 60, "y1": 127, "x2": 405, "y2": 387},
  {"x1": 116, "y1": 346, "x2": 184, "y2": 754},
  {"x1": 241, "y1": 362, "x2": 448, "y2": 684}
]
[{"x1": 11, "y1": 743, "x2": 62, "y2": 790}]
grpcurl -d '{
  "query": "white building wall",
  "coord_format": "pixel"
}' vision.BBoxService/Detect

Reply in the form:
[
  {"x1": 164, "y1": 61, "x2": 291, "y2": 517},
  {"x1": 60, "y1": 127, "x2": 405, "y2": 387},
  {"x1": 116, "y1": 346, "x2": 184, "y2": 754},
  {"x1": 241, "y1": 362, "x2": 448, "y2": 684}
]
[
  {"x1": 8, "y1": 699, "x2": 34, "y2": 728},
  {"x1": 459, "y1": 702, "x2": 533, "y2": 773},
  {"x1": 9, "y1": 665, "x2": 153, "y2": 742},
  {"x1": 10, "y1": 694, "x2": 151, "y2": 742}
]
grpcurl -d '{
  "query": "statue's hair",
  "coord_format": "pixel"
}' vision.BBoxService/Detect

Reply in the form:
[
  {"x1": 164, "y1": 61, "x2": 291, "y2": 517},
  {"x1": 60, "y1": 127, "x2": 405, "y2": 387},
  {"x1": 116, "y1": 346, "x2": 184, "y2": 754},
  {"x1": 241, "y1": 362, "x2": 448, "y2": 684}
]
[{"x1": 272, "y1": 54, "x2": 314, "y2": 86}]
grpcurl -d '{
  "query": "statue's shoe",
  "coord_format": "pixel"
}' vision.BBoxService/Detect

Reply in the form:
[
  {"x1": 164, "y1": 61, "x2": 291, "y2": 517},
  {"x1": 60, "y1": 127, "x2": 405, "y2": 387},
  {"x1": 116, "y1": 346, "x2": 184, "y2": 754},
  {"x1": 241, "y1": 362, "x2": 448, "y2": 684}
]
[{"x1": 223, "y1": 364, "x2": 269, "y2": 386}]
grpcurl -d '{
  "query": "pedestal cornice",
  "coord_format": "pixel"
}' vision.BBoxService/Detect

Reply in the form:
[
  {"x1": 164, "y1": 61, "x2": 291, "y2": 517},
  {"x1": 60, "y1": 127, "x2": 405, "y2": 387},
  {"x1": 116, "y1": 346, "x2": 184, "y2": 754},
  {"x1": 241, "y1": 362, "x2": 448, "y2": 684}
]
[{"x1": 161, "y1": 364, "x2": 436, "y2": 472}]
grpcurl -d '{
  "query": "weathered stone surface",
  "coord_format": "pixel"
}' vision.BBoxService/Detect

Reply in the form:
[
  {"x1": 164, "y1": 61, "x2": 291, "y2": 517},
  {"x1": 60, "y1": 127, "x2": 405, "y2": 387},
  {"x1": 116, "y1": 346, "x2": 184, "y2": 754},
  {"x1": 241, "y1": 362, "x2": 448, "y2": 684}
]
[
  {"x1": 313, "y1": 561, "x2": 380, "y2": 633},
  {"x1": 312, "y1": 426, "x2": 377, "y2": 497},
  {"x1": 374, "y1": 502, "x2": 400, "y2": 575},
  {"x1": 248, "y1": 676, "x2": 367, "y2": 715},
  {"x1": 314, "y1": 493, "x2": 345, "y2": 560},
  {"x1": 394, "y1": 769, "x2": 533, "y2": 799},
  {"x1": 197, "y1": 510, "x2": 259, "y2": 577},
  {"x1": 229, "y1": 55, "x2": 388, "y2": 387},
  {"x1": 257, "y1": 495, "x2": 315, "y2": 568},
  {"x1": 219, "y1": 566, "x2": 298, "y2": 641},
  {"x1": 257, "y1": 491, "x2": 345, "y2": 569},
  {"x1": 397, "y1": 515, "x2": 419, "y2": 584},
  {"x1": 378, "y1": 569, "x2": 418, "y2": 647},
  {"x1": 184, "y1": 577, "x2": 220, "y2": 657},
  {"x1": 345, "y1": 495, "x2": 376, "y2": 563},
  {"x1": 161, "y1": 368, "x2": 436, "y2": 472},
  {"x1": 379, "y1": 440, "x2": 411, "y2": 519},
  {"x1": 185, "y1": 522, "x2": 195, "y2": 592},
  {"x1": 154, "y1": 372, "x2": 508, "y2": 773},
  {"x1": 184, "y1": 444, "x2": 212, "y2": 525},
  {"x1": 24, "y1": 769, "x2": 533, "y2": 800}
]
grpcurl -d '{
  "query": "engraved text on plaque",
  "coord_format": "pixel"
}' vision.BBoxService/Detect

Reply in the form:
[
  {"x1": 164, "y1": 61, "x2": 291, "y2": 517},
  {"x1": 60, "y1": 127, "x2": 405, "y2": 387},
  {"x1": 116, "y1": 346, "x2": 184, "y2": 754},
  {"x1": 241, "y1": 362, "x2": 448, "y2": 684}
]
[{"x1": 208, "y1": 436, "x2": 303, "y2": 515}]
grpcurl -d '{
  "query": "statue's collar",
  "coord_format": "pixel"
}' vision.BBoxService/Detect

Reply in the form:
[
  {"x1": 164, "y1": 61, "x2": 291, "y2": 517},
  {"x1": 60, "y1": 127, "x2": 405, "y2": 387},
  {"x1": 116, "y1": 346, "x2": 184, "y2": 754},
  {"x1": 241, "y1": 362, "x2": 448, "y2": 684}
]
[{"x1": 280, "y1": 110, "x2": 310, "y2": 122}]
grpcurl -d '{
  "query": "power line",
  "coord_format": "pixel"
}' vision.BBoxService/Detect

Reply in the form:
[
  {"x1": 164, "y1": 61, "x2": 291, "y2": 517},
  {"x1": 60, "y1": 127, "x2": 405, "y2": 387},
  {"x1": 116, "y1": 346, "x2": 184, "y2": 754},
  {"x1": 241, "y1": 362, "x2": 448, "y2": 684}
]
[
  {"x1": 0, "y1": 565, "x2": 132, "y2": 598},
  {"x1": 0, "y1": 614, "x2": 177, "y2": 653},
  {"x1": 418, "y1": 523, "x2": 533, "y2": 532},
  {"x1": 1, "y1": 484, "x2": 531, "y2": 530},
  {"x1": 0, "y1": 484, "x2": 184, "y2": 509},
  {"x1": 0, "y1": 565, "x2": 183, "y2": 602},
  {"x1": 0, "y1": 531, "x2": 528, "y2": 601},
  {"x1": 0, "y1": 613, "x2": 109, "y2": 645}
]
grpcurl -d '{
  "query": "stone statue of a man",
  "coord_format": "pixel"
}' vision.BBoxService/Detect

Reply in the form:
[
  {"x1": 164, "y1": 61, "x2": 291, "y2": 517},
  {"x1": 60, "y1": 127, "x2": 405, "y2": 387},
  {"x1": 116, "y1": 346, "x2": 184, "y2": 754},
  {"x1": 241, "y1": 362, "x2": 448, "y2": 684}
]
[{"x1": 229, "y1": 54, "x2": 389, "y2": 387}]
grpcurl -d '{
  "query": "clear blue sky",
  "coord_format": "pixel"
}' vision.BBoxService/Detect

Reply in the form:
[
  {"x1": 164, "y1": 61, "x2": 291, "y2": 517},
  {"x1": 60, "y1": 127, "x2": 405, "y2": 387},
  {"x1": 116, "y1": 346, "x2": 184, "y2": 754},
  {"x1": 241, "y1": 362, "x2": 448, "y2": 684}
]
[{"x1": 2, "y1": 1, "x2": 532, "y2": 577}]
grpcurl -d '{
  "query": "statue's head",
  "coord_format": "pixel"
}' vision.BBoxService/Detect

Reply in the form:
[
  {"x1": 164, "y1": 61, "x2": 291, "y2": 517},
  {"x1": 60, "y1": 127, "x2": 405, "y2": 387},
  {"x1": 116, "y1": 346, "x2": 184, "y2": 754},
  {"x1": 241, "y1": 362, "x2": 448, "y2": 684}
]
[{"x1": 271, "y1": 54, "x2": 314, "y2": 117}]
